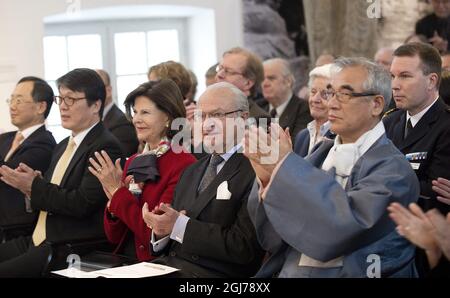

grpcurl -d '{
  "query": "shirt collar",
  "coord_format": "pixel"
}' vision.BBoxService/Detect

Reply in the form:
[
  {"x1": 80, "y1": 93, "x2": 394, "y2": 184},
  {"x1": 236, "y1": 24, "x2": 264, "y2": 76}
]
[
  {"x1": 219, "y1": 143, "x2": 242, "y2": 163},
  {"x1": 334, "y1": 120, "x2": 385, "y2": 157},
  {"x1": 307, "y1": 120, "x2": 331, "y2": 135},
  {"x1": 269, "y1": 93, "x2": 292, "y2": 117},
  {"x1": 71, "y1": 121, "x2": 99, "y2": 147},
  {"x1": 20, "y1": 123, "x2": 45, "y2": 140},
  {"x1": 406, "y1": 96, "x2": 439, "y2": 127}
]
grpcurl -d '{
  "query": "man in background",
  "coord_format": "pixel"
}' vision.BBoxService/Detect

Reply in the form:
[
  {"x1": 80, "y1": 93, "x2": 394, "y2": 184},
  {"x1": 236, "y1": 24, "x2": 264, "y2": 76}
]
[
  {"x1": 96, "y1": 69, "x2": 139, "y2": 157},
  {"x1": 260, "y1": 58, "x2": 311, "y2": 143}
]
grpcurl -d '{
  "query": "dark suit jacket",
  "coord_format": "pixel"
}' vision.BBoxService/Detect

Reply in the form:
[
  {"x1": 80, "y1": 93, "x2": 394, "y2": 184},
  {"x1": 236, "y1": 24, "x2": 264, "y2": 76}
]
[
  {"x1": 152, "y1": 153, "x2": 264, "y2": 277},
  {"x1": 0, "y1": 126, "x2": 56, "y2": 226},
  {"x1": 383, "y1": 99, "x2": 450, "y2": 215},
  {"x1": 30, "y1": 122, "x2": 124, "y2": 243},
  {"x1": 260, "y1": 95, "x2": 312, "y2": 143},
  {"x1": 248, "y1": 98, "x2": 270, "y2": 124},
  {"x1": 103, "y1": 104, "x2": 139, "y2": 157},
  {"x1": 293, "y1": 126, "x2": 335, "y2": 158}
]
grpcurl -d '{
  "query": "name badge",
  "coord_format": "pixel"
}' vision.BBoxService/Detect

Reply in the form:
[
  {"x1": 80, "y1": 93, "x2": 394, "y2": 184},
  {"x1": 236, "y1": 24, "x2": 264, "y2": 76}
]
[{"x1": 410, "y1": 162, "x2": 420, "y2": 170}]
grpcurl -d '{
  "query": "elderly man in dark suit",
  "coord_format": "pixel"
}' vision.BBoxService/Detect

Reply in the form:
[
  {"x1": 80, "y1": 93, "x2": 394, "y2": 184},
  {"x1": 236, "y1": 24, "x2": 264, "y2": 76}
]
[
  {"x1": 96, "y1": 69, "x2": 139, "y2": 157},
  {"x1": 0, "y1": 68, "x2": 124, "y2": 277},
  {"x1": 95, "y1": 69, "x2": 138, "y2": 157},
  {"x1": 260, "y1": 58, "x2": 312, "y2": 144},
  {"x1": 0, "y1": 77, "x2": 56, "y2": 239},
  {"x1": 143, "y1": 82, "x2": 264, "y2": 277}
]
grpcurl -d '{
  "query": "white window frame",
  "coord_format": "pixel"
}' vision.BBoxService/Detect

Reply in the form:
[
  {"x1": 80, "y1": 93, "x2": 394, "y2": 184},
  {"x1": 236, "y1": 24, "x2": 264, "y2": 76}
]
[{"x1": 45, "y1": 17, "x2": 188, "y2": 106}]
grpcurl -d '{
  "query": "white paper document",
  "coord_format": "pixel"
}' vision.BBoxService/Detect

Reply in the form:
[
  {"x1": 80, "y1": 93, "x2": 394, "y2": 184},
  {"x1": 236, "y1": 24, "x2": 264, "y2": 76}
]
[{"x1": 52, "y1": 262, "x2": 179, "y2": 278}]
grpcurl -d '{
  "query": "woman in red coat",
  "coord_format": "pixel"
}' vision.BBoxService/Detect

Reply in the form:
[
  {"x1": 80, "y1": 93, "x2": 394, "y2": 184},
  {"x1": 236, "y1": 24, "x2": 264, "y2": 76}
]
[{"x1": 89, "y1": 79, "x2": 196, "y2": 261}]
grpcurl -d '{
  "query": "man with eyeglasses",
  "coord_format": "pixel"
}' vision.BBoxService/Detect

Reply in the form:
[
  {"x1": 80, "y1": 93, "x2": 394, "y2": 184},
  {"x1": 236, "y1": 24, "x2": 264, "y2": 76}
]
[
  {"x1": 0, "y1": 68, "x2": 124, "y2": 277},
  {"x1": 143, "y1": 82, "x2": 264, "y2": 277},
  {"x1": 384, "y1": 42, "x2": 450, "y2": 277},
  {"x1": 245, "y1": 57, "x2": 419, "y2": 277},
  {"x1": 0, "y1": 77, "x2": 56, "y2": 241},
  {"x1": 215, "y1": 47, "x2": 270, "y2": 123}
]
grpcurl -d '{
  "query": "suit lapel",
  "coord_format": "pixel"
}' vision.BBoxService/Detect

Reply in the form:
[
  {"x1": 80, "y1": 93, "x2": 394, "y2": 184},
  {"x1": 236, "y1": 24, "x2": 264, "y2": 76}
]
[
  {"x1": 306, "y1": 139, "x2": 334, "y2": 168},
  {"x1": 187, "y1": 153, "x2": 242, "y2": 219},
  {"x1": 59, "y1": 123, "x2": 103, "y2": 186},
  {"x1": 0, "y1": 132, "x2": 15, "y2": 159},
  {"x1": 397, "y1": 100, "x2": 442, "y2": 150},
  {"x1": 103, "y1": 104, "x2": 118, "y2": 126},
  {"x1": 279, "y1": 96, "x2": 296, "y2": 129},
  {"x1": 389, "y1": 111, "x2": 406, "y2": 149},
  {"x1": 176, "y1": 156, "x2": 209, "y2": 211},
  {"x1": 12, "y1": 126, "x2": 47, "y2": 155}
]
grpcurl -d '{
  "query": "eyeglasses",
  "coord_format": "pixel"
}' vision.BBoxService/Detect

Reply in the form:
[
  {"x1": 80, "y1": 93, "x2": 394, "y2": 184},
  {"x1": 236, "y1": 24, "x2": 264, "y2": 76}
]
[
  {"x1": 6, "y1": 98, "x2": 35, "y2": 106},
  {"x1": 310, "y1": 89, "x2": 329, "y2": 101},
  {"x1": 324, "y1": 90, "x2": 378, "y2": 103},
  {"x1": 215, "y1": 64, "x2": 244, "y2": 77},
  {"x1": 54, "y1": 95, "x2": 86, "y2": 106},
  {"x1": 194, "y1": 109, "x2": 242, "y2": 121}
]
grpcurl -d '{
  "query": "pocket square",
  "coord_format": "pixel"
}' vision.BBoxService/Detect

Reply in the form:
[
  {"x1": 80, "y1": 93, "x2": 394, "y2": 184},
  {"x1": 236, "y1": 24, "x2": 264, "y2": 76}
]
[{"x1": 216, "y1": 181, "x2": 232, "y2": 200}]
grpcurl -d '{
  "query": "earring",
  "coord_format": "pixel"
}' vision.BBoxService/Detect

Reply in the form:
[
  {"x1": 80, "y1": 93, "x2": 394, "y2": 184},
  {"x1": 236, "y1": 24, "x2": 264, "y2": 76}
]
[{"x1": 165, "y1": 122, "x2": 170, "y2": 128}]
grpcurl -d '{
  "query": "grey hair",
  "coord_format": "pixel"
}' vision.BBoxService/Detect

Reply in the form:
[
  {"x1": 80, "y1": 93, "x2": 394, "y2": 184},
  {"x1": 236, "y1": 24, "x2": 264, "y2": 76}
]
[
  {"x1": 308, "y1": 63, "x2": 333, "y2": 88},
  {"x1": 263, "y1": 58, "x2": 296, "y2": 87},
  {"x1": 202, "y1": 81, "x2": 249, "y2": 112},
  {"x1": 332, "y1": 57, "x2": 392, "y2": 110}
]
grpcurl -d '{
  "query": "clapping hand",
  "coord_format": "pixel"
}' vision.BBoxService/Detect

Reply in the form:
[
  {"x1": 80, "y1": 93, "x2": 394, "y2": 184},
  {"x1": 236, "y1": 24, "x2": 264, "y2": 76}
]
[{"x1": 88, "y1": 150, "x2": 124, "y2": 200}]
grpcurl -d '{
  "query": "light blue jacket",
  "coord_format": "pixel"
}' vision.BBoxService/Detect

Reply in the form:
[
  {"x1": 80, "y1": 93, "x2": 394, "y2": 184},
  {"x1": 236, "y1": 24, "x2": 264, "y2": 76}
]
[{"x1": 248, "y1": 134, "x2": 420, "y2": 278}]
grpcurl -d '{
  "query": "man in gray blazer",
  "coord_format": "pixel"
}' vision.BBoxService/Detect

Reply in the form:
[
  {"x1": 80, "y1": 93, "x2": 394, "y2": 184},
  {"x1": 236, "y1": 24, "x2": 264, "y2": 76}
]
[{"x1": 245, "y1": 57, "x2": 420, "y2": 277}]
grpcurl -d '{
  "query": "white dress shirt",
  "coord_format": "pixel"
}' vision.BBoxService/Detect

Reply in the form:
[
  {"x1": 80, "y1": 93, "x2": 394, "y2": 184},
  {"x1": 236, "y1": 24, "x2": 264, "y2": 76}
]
[{"x1": 151, "y1": 143, "x2": 242, "y2": 252}]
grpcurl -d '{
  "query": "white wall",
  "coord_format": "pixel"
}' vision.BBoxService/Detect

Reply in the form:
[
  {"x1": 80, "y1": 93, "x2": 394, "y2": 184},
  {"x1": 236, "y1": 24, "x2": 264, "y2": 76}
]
[{"x1": 0, "y1": 0, "x2": 243, "y2": 133}]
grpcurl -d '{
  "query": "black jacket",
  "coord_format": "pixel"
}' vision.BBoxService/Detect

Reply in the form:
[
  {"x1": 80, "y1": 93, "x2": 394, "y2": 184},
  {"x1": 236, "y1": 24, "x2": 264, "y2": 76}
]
[
  {"x1": 152, "y1": 153, "x2": 264, "y2": 277},
  {"x1": 383, "y1": 99, "x2": 450, "y2": 215},
  {"x1": 0, "y1": 126, "x2": 56, "y2": 226},
  {"x1": 259, "y1": 95, "x2": 312, "y2": 144},
  {"x1": 30, "y1": 123, "x2": 124, "y2": 243},
  {"x1": 103, "y1": 104, "x2": 139, "y2": 157}
]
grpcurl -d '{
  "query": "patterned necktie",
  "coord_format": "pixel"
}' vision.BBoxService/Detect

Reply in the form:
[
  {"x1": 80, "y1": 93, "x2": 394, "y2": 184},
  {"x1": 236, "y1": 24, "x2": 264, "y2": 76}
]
[
  {"x1": 32, "y1": 137, "x2": 77, "y2": 246},
  {"x1": 198, "y1": 154, "x2": 224, "y2": 193},
  {"x1": 404, "y1": 118, "x2": 413, "y2": 139},
  {"x1": 4, "y1": 131, "x2": 24, "y2": 161}
]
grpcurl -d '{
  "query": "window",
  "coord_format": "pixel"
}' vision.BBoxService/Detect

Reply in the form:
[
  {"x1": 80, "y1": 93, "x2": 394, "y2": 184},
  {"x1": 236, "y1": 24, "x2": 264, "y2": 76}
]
[{"x1": 43, "y1": 19, "x2": 186, "y2": 142}]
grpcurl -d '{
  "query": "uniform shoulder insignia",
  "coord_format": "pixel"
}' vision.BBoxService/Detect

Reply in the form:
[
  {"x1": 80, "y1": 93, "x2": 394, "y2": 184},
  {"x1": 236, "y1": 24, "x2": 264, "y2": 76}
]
[{"x1": 383, "y1": 108, "x2": 398, "y2": 118}]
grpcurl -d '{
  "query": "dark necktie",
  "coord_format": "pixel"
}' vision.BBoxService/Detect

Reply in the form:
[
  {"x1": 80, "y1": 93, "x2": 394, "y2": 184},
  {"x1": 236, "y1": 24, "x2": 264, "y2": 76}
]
[
  {"x1": 270, "y1": 108, "x2": 277, "y2": 118},
  {"x1": 198, "y1": 154, "x2": 224, "y2": 193},
  {"x1": 404, "y1": 118, "x2": 413, "y2": 139}
]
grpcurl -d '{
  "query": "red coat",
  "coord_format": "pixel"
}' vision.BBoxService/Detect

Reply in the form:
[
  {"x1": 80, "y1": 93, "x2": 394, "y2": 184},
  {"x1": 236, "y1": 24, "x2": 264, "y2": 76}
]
[{"x1": 104, "y1": 148, "x2": 196, "y2": 261}]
